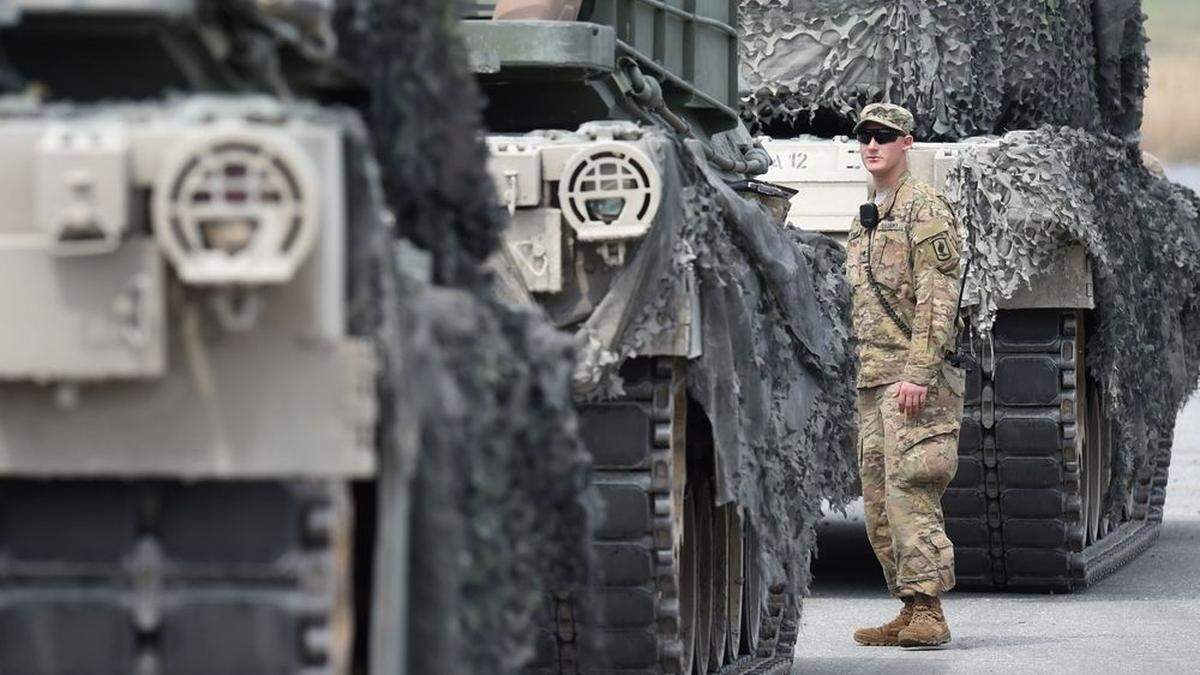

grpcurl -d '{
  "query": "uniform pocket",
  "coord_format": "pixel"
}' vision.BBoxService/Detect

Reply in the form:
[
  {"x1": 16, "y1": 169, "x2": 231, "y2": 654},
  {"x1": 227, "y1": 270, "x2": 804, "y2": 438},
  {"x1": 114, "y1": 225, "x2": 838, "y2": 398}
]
[
  {"x1": 897, "y1": 431, "x2": 958, "y2": 487},
  {"x1": 872, "y1": 231, "x2": 909, "y2": 290},
  {"x1": 941, "y1": 362, "x2": 965, "y2": 398},
  {"x1": 894, "y1": 366, "x2": 965, "y2": 455},
  {"x1": 895, "y1": 387, "x2": 960, "y2": 455},
  {"x1": 924, "y1": 532, "x2": 956, "y2": 591},
  {"x1": 897, "y1": 423, "x2": 956, "y2": 454},
  {"x1": 847, "y1": 235, "x2": 864, "y2": 286}
]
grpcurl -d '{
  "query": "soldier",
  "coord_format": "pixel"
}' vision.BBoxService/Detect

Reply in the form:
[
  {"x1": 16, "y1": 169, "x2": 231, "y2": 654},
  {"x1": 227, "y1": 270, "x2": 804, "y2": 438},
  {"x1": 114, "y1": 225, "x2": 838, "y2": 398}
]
[{"x1": 845, "y1": 103, "x2": 964, "y2": 648}]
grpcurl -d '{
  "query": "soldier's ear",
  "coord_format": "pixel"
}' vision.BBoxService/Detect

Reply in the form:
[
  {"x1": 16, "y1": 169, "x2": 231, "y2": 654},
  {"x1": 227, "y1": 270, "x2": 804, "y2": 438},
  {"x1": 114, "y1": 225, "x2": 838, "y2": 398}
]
[{"x1": 900, "y1": 135, "x2": 914, "y2": 150}]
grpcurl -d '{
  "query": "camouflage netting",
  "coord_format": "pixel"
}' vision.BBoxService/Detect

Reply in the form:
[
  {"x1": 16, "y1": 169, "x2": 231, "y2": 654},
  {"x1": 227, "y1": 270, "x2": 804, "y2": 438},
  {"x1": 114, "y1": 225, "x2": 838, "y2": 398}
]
[
  {"x1": 573, "y1": 134, "x2": 859, "y2": 595},
  {"x1": 336, "y1": 0, "x2": 595, "y2": 672},
  {"x1": 739, "y1": 0, "x2": 1147, "y2": 141},
  {"x1": 945, "y1": 127, "x2": 1200, "y2": 523}
]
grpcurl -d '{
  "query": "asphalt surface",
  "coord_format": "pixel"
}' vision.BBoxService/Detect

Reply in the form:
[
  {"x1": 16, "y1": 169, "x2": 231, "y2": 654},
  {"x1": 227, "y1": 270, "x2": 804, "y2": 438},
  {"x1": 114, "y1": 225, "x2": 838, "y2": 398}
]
[
  {"x1": 791, "y1": 395, "x2": 1200, "y2": 674},
  {"x1": 1166, "y1": 164, "x2": 1200, "y2": 192}
]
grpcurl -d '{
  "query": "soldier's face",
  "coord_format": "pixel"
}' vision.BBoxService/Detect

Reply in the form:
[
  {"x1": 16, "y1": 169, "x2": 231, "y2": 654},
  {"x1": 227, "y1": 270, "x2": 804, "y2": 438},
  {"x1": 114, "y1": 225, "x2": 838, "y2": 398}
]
[{"x1": 858, "y1": 125, "x2": 913, "y2": 176}]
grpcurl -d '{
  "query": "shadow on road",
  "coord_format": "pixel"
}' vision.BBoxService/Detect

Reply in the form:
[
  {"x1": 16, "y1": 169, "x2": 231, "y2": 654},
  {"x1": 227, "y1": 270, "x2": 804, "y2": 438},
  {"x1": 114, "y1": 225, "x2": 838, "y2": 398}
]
[
  {"x1": 810, "y1": 515, "x2": 885, "y2": 598},
  {"x1": 810, "y1": 510, "x2": 1200, "y2": 601}
]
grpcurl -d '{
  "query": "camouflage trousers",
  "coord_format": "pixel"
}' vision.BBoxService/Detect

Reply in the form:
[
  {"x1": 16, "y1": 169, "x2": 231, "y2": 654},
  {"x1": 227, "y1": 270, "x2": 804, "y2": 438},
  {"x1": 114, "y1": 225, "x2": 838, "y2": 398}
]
[{"x1": 857, "y1": 365, "x2": 964, "y2": 597}]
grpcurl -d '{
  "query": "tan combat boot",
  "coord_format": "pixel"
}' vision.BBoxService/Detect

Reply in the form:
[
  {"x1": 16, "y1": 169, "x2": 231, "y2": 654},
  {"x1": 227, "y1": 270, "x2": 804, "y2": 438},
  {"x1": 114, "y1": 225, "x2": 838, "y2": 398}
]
[
  {"x1": 853, "y1": 596, "x2": 915, "y2": 646},
  {"x1": 897, "y1": 593, "x2": 951, "y2": 647}
]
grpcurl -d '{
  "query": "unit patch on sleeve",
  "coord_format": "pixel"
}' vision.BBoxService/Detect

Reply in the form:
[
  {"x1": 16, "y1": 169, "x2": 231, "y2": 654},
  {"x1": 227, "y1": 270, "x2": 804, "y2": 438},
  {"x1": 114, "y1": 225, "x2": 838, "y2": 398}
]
[{"x1": 930, "y1": 234, "x2": 952, "y2": 262}]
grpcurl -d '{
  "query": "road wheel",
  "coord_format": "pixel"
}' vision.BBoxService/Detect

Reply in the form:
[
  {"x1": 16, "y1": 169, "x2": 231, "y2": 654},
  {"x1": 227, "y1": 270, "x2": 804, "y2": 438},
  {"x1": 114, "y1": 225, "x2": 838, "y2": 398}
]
[
  {"x1": 678, "y1": 479, "x2": 698, "y2": 674},
  {"x1": 691, "y1": 477, "x2": 714, "y2": 673},
  {"x1": 742, "y1": 524, "x2": 762, "y2": 653},
  {"x1": 1084, "y1": 377, "x2": 1108, "y2": 546},
  {"x1": 725, "y1": 507, "x2": 744, "y2": 663},
  {"x1": 707, "y1": 502, "x2": 730, "y2": 670}
]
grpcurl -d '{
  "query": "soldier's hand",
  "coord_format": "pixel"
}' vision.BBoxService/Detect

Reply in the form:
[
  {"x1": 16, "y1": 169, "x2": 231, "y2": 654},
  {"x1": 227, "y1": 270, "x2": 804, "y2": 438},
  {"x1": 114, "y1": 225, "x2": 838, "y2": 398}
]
[{"x1": 895, "y1": 381, "x2": 928, "y2": 418}]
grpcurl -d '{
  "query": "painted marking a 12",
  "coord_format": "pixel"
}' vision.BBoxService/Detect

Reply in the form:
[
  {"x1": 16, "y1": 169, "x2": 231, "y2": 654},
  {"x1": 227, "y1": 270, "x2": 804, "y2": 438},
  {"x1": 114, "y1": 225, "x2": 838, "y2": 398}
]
[{"x1": 770, "y1": 152, "x2": 809, "y2": 170}]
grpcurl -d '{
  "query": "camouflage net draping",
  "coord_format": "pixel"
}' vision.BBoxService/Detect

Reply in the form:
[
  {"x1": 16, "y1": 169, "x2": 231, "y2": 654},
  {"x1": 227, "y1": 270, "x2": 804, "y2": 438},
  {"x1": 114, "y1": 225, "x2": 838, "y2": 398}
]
[
  {"x1": 336, "y1": 0, "x2": 595, "y2": 672},
  {"x1": 945, "y1": 127, "x2": 1200, "y2": 522},
  {"x1": 572, "y1": 133, "x2": 859, "y2": 595},
  {"x1": 739, "y1": 0, "x2": 1147, "y2": 141}
]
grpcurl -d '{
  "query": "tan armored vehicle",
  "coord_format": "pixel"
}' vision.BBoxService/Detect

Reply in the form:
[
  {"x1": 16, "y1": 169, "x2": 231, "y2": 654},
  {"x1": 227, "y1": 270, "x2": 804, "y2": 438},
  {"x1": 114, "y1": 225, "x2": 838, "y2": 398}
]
[
  {"x1": 0, "y1": 0, "x2": 603, "y2": 672},
  {"x1": 0, "y1": 0, "x2": 848, "y2": 671},
  {"x1": 464, "y1": 1, "x2": 859, "y2": 673},
  {"x1": 0, "y1": 0, "x2": 743, "y2": 671},
  {"x1": 0, "y1": 1, "x2": 383, "y2": 671},
  {"x1": 738, "y1": 0, "x2": 1197, "y2": 596}
]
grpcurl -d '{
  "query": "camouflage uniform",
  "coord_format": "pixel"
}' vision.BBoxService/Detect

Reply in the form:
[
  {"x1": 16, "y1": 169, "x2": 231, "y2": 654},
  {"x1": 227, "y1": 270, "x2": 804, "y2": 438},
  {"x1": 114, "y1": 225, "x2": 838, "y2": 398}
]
[{"x1": 847, "y1": 105, "x2": 964, "y2": 598}]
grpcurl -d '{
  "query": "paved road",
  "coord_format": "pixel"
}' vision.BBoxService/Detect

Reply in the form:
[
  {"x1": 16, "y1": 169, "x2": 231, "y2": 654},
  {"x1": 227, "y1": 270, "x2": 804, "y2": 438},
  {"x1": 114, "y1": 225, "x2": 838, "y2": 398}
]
[
  {"x1": 791, "y1": 395, "x2": 1200, "y2": 674},
  {"x1": 1167, "y1": 164, "x2": 1200, "y2": 192}
]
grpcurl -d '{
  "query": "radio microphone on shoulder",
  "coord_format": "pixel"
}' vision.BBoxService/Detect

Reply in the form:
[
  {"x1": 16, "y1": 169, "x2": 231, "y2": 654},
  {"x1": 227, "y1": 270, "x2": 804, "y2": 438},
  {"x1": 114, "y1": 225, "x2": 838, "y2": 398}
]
[{"x1": 860, "y1": 203, "x2": 879, "y2": 230}]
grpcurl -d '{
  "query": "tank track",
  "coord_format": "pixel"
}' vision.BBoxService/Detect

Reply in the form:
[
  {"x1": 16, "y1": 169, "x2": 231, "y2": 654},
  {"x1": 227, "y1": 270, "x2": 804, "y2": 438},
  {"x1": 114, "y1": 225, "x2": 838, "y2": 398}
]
[
  {"x1": 944, "y1": 309, "x2": 1165, "y2": 592},
  {"x1": 0, "y1": 479, "x2": 352, "y2": 673},
  {"x1": 527, "y1": 357, "x2": 679, "y2": 674},
  {"x1": 714, "y1": 586, "x2": 798, "y2": 675},
  {"x1": 529, "y1": 358, "x2": 796, "y2": 674}
]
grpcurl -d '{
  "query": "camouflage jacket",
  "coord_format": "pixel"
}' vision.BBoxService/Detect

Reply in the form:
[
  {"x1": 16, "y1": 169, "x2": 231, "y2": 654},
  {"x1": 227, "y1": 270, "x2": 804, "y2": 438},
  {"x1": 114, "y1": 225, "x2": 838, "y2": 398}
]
[{"x1": 847, "y1": 171, "x2": 961, "y2": 389}]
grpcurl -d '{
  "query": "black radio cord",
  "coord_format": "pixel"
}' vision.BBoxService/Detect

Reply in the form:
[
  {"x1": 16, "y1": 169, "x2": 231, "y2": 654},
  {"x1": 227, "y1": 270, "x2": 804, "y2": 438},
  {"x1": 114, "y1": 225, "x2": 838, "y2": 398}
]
[
  {"x1": 865, "y1": 230, "x2": 913, "y2": 340},
  {"x1": 948, "y1": 194, "x2": 976, "y2": 368}
]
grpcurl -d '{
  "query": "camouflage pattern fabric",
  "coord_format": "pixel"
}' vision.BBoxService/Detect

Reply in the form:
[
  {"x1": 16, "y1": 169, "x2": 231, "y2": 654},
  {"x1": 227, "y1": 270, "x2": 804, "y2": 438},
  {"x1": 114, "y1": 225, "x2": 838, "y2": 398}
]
[
  {"x1": 847, "y1": 169, "x2": 963, "y2": 596},
  {"x1": 846, "y1": 172, "x2": 962, "y2": 388},
  {"x1": 739, "y1": 0, "x2": 1146, "y2": 141},
  {"x1": 858, "y1": 376, "x2": 962, "y2": 597},
  {"x1": 854, "y1": 102, "x2": 915, "y2": 135}
]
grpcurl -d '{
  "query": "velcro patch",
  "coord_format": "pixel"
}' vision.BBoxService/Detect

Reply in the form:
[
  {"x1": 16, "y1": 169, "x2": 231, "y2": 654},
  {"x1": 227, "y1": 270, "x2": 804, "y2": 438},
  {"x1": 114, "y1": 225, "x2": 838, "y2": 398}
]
[{"x1": 930, "y1": 234, "x2": 953, "y2": 262}]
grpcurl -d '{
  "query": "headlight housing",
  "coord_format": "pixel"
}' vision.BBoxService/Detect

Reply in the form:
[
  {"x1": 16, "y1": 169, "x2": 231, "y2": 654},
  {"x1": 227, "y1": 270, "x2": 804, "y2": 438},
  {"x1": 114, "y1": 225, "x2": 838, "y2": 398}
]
[
  {"x1": 152, "y1": 127, "x2": 320, "y2": 285},
  {"x1": 557, "y1": 141, "x2": 661, "y2": 242}
]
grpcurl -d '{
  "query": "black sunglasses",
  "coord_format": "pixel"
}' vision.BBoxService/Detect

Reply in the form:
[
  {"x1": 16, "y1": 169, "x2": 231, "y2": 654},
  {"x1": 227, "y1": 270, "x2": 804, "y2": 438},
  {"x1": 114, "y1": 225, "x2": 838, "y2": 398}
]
[{"x1": 856, "y1": 129, "x2": 903, "y2": 145}]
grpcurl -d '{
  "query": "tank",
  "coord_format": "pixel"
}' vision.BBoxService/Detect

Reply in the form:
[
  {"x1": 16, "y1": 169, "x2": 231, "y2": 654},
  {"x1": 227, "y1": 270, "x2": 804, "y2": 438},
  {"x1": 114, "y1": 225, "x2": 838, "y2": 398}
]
[
  {"x1": 748, "y1": 0, "x2": 1200, "y2": 592},
  {"x1": 463, "y1": 1, "x2": 859, "y2": 673},
  {"x1": 0, "y1": 0, "x2": 595, "y2": 672}
]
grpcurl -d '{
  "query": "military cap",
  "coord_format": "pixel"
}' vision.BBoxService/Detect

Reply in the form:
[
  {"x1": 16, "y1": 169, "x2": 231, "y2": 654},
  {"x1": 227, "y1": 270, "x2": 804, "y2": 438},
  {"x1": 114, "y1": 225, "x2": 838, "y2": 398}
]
[{"x1": 853, "y1": 103, "x2": 915, "y2": 135}]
